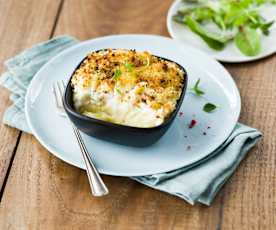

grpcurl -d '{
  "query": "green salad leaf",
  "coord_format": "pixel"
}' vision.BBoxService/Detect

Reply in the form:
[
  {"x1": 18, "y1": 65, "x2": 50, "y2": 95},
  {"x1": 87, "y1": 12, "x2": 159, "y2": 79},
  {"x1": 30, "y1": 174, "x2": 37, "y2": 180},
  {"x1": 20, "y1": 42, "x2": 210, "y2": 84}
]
[
  {"x1": 185, "y1": 16, "x2": 227, "y2": 50},
  {"x1": 259, "y1": 20, "x2": 274, "y2": 35},
  {"x1": 173, "y1": 0, "x2": 275, "y2": 56},
  {"x1": 235, "y1": 26, "x2": 261, "y2": 56}
]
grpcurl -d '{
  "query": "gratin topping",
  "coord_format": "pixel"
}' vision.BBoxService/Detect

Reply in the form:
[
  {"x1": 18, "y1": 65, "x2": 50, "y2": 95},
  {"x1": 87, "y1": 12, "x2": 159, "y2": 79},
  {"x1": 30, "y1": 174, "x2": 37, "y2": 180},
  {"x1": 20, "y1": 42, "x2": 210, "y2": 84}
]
[{"x1": 71, "y1": 49, "x2": 185, "y2": 127}]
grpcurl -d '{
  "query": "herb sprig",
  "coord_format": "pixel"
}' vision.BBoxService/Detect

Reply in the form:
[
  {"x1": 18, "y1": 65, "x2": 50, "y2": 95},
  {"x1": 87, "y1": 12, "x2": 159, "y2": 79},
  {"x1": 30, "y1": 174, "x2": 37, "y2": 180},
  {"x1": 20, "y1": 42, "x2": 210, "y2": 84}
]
[
  {"x1": 173, "y1": 0, "x2": 275, "y2": 56},
  {"x1": 191, "y1": 78, "x2": 219, "y2": 113},
  {"x1": 190, "y1": 78, "x2": 205, "y2": 96}
]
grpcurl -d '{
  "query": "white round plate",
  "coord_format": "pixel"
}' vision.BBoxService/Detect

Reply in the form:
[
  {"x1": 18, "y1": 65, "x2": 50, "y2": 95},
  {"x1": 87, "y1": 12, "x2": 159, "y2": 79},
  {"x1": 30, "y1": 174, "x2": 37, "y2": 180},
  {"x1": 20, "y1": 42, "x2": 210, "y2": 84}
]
[
  {"x1": 25, "y1": 34, "x2": 241, "y2": 176},
  {"x1": 167, "y1": 0, "x2": 276, "y2": 63}
]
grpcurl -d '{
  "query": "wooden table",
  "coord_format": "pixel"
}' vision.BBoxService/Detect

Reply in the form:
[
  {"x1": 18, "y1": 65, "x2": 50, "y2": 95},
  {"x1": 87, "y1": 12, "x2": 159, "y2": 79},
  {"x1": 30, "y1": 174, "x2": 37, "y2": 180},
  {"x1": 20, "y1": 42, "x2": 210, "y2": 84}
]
[{"x1": 0, "y1": 0, "x2": 275, "y2": 229}]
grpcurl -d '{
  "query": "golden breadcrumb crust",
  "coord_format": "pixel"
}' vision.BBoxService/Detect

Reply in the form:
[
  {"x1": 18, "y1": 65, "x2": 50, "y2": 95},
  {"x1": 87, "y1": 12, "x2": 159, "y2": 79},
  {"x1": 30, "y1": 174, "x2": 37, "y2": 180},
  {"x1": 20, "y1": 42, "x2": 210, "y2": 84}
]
[{"x1": 71, "y1": 49, "x2": 185, "y2": 117}]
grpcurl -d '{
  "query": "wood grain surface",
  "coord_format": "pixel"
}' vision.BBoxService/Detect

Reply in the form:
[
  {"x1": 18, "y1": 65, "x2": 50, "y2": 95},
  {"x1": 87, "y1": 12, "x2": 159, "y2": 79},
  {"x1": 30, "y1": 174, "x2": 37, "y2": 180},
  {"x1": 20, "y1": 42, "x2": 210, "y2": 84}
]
[
  {"x1": 0, "y1": 0, "x2": 62, "y2": 196},
  {"x1": 0, "y1": 0, "x2": 275, "y2": 229}
]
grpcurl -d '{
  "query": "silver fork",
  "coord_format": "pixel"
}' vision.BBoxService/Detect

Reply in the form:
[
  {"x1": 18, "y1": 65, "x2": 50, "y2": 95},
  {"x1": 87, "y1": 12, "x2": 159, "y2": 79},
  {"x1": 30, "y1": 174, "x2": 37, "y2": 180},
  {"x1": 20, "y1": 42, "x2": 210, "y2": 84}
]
[{"x1": 52, "y1": 81, "x2": 109, "y2": 197}]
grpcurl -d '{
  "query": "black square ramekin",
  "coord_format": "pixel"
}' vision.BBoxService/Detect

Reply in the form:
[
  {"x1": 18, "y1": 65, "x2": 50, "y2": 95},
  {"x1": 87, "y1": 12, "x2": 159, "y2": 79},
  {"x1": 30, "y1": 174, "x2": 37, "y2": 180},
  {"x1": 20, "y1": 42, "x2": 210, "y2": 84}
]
[{"x1": 63, "y1": 50, "x2": 188, "y2": 147}]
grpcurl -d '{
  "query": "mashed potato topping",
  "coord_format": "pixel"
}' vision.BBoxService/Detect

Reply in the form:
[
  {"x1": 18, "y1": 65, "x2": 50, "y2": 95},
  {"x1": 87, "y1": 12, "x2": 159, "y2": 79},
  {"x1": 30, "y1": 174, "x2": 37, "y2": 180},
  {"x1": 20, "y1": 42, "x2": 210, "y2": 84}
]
[{"x1": 71, "y1": 49, "x2": 185, "y2": 128}]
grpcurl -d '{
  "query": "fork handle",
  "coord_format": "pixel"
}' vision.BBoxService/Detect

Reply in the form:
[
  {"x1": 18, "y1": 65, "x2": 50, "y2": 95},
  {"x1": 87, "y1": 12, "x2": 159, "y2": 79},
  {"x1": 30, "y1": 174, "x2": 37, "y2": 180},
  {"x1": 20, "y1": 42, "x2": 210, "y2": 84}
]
[{"x1": 72, "y1": 126, "x2": 109, "y2": 196}]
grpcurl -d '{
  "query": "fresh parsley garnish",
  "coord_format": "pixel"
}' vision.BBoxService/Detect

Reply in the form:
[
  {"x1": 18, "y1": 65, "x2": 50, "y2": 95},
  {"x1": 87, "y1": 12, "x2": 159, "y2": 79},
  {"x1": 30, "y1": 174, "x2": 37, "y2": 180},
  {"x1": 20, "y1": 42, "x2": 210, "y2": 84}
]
[
  {"x1": 124, "y1": 62, "x2": 134, "y2": 71},
  {"x1": 203, "y1": 103, "x2": 217, "y2": 113},
  {"x1": 113, "y1": 69, "x2": 122, "y2": 80},
  {"x1": 190, "y1": 78, "x2": 205, "y2": 96}
]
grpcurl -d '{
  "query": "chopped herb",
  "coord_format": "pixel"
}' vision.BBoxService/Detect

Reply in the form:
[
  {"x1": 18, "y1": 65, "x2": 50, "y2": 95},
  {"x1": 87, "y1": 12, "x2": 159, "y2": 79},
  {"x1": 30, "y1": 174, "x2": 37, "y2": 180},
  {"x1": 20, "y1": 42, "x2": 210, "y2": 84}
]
[
  {"x1": 203, "y1": 103, "x2": 217, "y2": 113},
  {"x1": 124, "y1": 62, "x2": 134, "y2": 71},
  {"x1": 116, "y1": 88, "x2": 122, "y2": 94},
  {"x1": 190, "y1": 78, "x2": 205, "y2": 96},
  {"x1": 203, "y1": 132, "x2": 207, "y2": 135},
  {"x1": 113, "y1": 69, "x2": 122, "y2": 80}
]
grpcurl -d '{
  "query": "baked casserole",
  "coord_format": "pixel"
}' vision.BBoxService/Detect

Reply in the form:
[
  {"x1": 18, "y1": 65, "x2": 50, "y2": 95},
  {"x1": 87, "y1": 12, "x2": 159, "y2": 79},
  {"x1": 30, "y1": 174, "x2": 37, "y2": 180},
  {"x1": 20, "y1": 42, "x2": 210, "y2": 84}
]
[{"x1": 71, "y1": 49, "x2": 185, "y2": 128}]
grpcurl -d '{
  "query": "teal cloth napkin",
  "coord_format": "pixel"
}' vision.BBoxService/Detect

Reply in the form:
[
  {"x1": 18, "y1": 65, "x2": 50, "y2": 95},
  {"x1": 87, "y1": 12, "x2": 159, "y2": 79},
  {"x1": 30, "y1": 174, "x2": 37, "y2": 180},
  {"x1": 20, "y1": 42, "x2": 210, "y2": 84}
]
[{"x1": 0, "y1": 35, "x2": 262, "y2": 205}]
